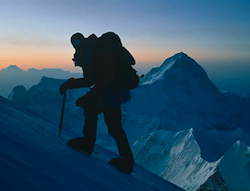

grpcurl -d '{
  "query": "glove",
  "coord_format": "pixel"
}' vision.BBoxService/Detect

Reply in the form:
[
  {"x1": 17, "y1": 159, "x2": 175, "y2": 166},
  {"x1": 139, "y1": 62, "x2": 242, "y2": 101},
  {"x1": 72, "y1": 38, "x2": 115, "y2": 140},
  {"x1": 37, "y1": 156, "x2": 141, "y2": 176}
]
[
  {"x1": 76, "y1": 92, "x2": 97, "y2": 108},
  {"x1": 59, "y1": 78, "x2": 75, "y2": 95},
  {"x1": 59, "y1": 82, "x2": 68, "y2": 95}
]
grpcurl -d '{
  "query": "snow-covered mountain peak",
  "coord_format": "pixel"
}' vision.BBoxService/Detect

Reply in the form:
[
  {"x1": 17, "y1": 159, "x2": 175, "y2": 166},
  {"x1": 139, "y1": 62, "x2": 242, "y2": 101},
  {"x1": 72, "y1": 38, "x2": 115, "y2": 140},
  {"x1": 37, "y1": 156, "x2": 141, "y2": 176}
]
[
  {"x1": 201, "y1": 140, "x2": 250, "y2": 191},
  {"x1": 223, "y1": 140, "x2": 250, "y2": 158},
  {"x1": 234, "y1": 140, "x2": 248, "y2": 150},
  {"x1": 140, "y1": 52, "x2": 208, "y2": 86},
  {"x1": 170, "y1": 128, "x2": 199, "y2": 157},
  {"x1": 132, "y1": 128, "x2": 197, "y2": 174},
  {"x1": 175, "y1": 127, "x2": 194, "y2": 139},
  {"x1": 161, "y1": 52, "x2": 187, "y2": 69},
  {"x1": 132, "y1": 128, "x2": 219, "y2": 190},
  {"x1": 140, "y1": 52, "x2": 183, "y2": 85},
  {"x1": 132, "y1": 128, "x2": 197, "y2": 163}
]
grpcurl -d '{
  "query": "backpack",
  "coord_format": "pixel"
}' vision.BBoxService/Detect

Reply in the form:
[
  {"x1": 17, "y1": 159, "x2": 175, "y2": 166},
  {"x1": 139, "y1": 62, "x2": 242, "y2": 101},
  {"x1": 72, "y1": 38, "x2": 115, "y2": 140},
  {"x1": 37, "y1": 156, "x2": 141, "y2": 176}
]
[{"x1": 99, "y1": 32, "x2": 140, "y2": 90}]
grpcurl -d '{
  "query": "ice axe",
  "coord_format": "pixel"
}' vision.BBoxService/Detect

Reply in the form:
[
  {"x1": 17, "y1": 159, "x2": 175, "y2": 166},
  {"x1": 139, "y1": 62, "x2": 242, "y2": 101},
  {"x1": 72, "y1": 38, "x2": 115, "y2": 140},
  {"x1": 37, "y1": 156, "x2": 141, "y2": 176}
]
[{"x1": 59, "y1": 92, "x2": 66, "y2": 137}]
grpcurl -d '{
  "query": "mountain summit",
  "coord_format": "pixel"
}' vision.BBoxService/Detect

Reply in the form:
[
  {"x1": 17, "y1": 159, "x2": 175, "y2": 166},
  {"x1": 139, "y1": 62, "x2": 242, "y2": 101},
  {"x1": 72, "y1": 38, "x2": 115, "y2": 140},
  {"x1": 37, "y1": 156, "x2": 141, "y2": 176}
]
[
  {"x1": 141, "y1": 52, "x2": 214, "y2": 90},
  {"x1": 140, "y1": 52, "x2": 185, "y2": 85},
  {"x1": 128, "y1": 52, "x2": 226, "y2": 123}
]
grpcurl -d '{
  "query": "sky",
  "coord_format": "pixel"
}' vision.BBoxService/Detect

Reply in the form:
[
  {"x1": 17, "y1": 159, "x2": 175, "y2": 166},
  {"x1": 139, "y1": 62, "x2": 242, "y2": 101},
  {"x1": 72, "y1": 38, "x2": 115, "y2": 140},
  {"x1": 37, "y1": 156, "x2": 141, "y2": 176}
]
[{"x1": 0, "y1": 0, "x2": 250, "y2": 93}]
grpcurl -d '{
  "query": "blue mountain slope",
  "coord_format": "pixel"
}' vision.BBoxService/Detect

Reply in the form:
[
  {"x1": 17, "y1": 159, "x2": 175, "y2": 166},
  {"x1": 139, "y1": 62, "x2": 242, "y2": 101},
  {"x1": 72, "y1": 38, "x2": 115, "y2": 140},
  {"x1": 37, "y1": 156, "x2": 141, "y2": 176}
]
[{"x1": 0, "y1": 96, "x2": 182, "y2": 190}]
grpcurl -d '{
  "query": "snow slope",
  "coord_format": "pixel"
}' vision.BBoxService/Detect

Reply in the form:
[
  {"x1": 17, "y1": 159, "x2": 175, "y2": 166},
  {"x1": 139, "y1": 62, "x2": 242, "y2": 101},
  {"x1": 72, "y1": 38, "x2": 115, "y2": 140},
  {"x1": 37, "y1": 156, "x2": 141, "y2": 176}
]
[{"x1": 0, "y1": 96, "x2": 182, "y2": 190}]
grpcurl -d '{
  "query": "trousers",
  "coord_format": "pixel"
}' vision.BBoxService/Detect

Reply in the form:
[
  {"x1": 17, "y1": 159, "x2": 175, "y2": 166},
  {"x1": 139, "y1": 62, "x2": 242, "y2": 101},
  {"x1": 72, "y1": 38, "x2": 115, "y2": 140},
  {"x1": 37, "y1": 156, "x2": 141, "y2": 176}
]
[{"x1": 83, "y1": 103, "x2": 133, "y2": 160}]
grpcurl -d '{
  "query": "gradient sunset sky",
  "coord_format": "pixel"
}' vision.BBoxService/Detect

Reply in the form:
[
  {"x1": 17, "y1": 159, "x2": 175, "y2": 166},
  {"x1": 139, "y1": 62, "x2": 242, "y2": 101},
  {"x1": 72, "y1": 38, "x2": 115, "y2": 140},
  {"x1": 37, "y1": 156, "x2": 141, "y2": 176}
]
[{"x1": 0, "y1": 0, "x2": 250, "y2": 76}]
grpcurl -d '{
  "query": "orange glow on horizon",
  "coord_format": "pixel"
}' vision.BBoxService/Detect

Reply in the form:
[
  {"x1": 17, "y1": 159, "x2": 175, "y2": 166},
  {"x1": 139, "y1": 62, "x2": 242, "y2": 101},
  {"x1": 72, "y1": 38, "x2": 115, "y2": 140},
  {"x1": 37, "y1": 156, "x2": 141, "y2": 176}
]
[
  {"x1": 0, "y1": 47, "x2": 75, "y2": 71},
  {"x1": 1, "y1": 44, "x2": 248, "y2": 73}
]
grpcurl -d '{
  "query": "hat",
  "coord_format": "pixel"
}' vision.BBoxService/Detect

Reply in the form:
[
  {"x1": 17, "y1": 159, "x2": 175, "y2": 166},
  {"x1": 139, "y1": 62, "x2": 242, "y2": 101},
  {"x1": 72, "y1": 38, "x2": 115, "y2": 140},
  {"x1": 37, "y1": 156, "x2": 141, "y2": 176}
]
[{"x1": 70, "y1": 32, "x2": 85, "y2": 49}]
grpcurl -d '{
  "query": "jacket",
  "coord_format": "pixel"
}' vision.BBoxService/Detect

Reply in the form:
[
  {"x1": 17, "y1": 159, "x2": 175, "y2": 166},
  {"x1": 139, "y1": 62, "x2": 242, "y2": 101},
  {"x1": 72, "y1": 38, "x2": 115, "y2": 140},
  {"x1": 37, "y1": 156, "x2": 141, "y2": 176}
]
[{"x1": 69, "y1": 34, "x2": 131, "y2": 108}]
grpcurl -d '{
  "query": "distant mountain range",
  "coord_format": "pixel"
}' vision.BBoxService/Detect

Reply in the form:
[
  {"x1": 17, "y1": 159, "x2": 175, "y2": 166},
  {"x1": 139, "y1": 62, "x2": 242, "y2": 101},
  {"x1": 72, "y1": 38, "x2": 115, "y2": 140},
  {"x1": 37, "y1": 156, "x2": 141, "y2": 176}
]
[
  {"x1": 0, "y1": 65, "x2": 81, "y2": 98},
  {"x1": 7, "y1": 52, "x2": 250, "y2": 190}
]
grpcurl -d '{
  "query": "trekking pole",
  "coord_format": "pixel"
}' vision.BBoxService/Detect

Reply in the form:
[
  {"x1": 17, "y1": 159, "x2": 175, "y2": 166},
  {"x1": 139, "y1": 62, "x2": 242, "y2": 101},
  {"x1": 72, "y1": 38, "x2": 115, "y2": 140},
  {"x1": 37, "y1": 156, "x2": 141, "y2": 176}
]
[{"x1": 59, "y1": 92, "x2": 66, "y2": 137}]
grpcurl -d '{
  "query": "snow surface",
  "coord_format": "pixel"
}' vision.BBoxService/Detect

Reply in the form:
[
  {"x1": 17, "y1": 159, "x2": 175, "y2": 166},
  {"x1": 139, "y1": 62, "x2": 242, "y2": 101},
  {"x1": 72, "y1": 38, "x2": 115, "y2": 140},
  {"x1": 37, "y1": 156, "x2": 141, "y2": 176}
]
[
  {"x1": 0, "y1": 96, "x2": 182, "y2": 190},
  {"x1": 7, "y1": 52, "x2": 250, "y2": 190}
]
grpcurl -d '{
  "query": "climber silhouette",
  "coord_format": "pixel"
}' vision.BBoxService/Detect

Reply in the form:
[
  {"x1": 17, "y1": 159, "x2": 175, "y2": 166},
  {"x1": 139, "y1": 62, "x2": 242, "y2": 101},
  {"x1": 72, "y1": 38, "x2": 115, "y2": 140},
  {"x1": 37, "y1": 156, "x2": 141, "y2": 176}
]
[{"x1": 60, "y1": 32, "x2": 134, "y2": 174}]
